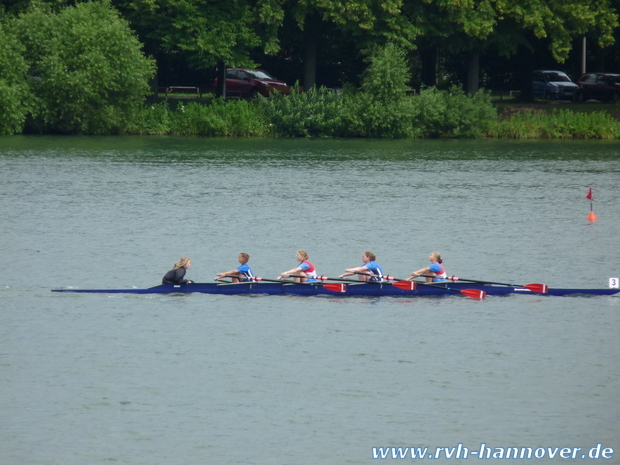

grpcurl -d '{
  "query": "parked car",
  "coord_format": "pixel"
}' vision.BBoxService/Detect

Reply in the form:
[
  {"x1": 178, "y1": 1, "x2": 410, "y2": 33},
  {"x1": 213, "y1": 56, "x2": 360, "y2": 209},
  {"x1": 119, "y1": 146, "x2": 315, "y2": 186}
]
[
  {"x1": 532, "y1": 70, "x2": 579, "y2": 100},
  {"x1": 214, "y1": 68, "x2": 290, "y2": 98},
  {"x1": 576, "y1": 73, "x2": 620, "y2": 102}
]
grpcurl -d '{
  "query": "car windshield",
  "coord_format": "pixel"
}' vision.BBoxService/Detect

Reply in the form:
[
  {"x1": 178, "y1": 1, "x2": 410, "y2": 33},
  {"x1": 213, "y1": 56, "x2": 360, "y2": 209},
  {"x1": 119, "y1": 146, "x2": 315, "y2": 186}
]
[
  {"x1": 248, "y1": 70, "x2": 276, "y2": 80},
  {"x1": 544, "y1": 72, "x2": 571, "y2": 82}
]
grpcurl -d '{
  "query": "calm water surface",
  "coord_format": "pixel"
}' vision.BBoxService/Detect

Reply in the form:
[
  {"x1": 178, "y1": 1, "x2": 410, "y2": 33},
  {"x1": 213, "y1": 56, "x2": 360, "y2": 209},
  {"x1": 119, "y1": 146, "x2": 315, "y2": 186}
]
[{"x1": 1, "y1": 136, "x2": 619, "y2": 464}]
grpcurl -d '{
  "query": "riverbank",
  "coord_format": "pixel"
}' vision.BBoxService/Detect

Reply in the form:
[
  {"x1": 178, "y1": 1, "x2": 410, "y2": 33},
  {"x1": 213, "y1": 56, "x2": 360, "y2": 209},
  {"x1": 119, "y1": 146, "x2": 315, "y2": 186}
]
[
  {"x1": 493, "y1": 99, "x2": 620, "y2": 121},
  {"x1": 162, "y1": 92, "x2": 620, "y2": 121},
  {"x1": 135, "y1": 88, "x2": 620, "y2": 139}
]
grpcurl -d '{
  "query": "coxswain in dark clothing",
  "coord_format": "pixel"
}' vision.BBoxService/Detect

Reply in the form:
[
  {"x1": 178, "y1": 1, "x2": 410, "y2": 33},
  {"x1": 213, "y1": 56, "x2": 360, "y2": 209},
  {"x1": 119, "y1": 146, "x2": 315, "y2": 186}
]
[
  {"x1": 162, "y1": 257, "x2": 193, "y2": 285},
  {"x1": 162, "y1": 267, "x2": 191, "y2": 285}
]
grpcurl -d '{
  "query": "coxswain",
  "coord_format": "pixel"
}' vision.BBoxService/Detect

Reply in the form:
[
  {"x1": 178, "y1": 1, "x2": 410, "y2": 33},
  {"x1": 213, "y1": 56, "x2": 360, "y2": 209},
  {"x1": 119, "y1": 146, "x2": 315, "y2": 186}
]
[{"x1": 162, "y1": 257, "x2": 194, "y2": 285}]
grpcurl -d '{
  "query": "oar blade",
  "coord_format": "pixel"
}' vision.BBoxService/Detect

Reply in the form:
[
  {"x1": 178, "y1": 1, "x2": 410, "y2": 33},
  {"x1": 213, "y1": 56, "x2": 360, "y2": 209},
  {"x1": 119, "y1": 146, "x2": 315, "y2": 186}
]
[
  {"x1": 524, "y1": 283, "x2": 549, "y2": 293},
  {"x1": 324, "y1": 283, "x2": 347, "y2": 293},
  {"x1": 393, "y1": 281, "x2": 417, "y2": 291},
  {"x1": 461, "y1": 289, "x2": 486, "y2": 299}
]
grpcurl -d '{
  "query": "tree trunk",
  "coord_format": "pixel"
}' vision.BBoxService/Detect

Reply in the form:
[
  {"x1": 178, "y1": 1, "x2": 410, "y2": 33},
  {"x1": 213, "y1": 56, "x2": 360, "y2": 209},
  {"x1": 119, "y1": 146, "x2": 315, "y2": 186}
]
[
  {"x1": 215, "y1": 61, "x2": 227, "y2": 98},
  {"x1": 517, "y1": 48, "x2": 535, "y2": 102},
  {"x1": 517, "y1": 35, "x2": 537, "y2": 102},
  {"x1": 420, "y1": 47, "x2": 437, "y2": 88},
  {"x1": 465, "y1": 52, "x2": 479, "y2": 96},
  {"x1": 147, "y1": 71, "x2": 158, "y2": 103},
  {"x1": 303, "y1": 13, "x2": 319, "y2": 90}
]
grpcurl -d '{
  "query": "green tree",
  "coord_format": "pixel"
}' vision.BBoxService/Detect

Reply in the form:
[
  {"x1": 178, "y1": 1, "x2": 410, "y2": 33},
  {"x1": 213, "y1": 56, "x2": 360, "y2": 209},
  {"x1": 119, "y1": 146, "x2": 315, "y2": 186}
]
[
  {"x1": 12, "y1": 1, "x2": 155, "y2": 134},
  {"x1": 112, "y1": 0, "x2": 419, "y2": 93},
  {"x1": 112, "y1": 0, "x2": 286, "y2": 96},
  {"x1": 404, "y1": 0, "x2": 617, "y2": 97},
  {"x1": 279, "y1": 0, "x2": 419, "y2": 89},
  {"x1": 113, "y1": 0, "x2": 279, "y2": 70},
  {"x1": 401, "y1": 0, "x2": 497, "y2": 91},
  {"x1": 343, "y1": 42, "x2": 419, "y2": 138},
  {"x1": 0, "y1": 18, "x2": 30, "y2": 134},
  {"x1": 494, "y1": 0, "x2": 617, "y2": 99}
]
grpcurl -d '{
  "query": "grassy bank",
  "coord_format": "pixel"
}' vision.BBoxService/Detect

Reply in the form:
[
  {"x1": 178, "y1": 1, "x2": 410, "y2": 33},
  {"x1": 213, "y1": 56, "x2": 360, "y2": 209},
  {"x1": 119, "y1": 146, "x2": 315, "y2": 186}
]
[
  {"x1": 130, "y1": 89, "x2": 620, "y2": 140},
  {"x1": 494, "y1": 100, "x2": 620, "y2": 121}
]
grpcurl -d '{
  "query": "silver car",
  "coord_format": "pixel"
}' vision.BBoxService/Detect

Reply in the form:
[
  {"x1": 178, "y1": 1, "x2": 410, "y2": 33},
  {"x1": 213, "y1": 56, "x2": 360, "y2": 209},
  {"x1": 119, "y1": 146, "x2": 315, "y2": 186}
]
[{"x1": 532, "y1": 70, "x2": 579, "y2": 100}]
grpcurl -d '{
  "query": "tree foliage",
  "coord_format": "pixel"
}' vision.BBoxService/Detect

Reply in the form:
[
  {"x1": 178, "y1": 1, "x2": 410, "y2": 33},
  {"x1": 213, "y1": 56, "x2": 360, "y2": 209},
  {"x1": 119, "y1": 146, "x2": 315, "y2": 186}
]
[
  {"x1": 10, "y1": 1, "x2": 155, "y2": 134},
  {"x1": 360, "y1": 42, "x2": 410, "y2": 100},
  {"x1": 401, "y1": 0, "x2": 617, "y2": 61},
  {"x1": 495, "y1": 0, "x2": 618, "y2": 61},
  {"x1": 0, "y1": 18, "x2": 31, "y2": 134},
  {"x1": 2, "y1": 0, "x2": 620, "y2": 136},
  {"x1": 262, "y1": 85, "x2": 347, "y2": 137},
  {"x1": 113, "y1": 0, "x2": 283, "y2": 69}
]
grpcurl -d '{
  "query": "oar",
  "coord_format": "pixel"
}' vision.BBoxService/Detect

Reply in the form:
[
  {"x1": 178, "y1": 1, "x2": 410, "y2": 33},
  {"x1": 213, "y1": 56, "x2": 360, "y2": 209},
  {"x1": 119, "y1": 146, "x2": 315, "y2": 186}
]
[
  {"x1": 216, "y1": 274, "x2": 284, "y2": 284},
  {"x1": 349, "y1": 272, "x2": 486, "y2": 299},
  {"x1": 418, "y1": 274, "x2": 548, "y2": 293},
  {"x1": 393, "y1": 279, "x2": 486, "y2": 299},
  {"x1": 248, "y1": 276, "x2": 347, "y2": 293},
  {"x1": 288, "y1": 274, "x2": 395, "y2": 283},
  {"x1": 334, "y1": 271, "x2": 487, "y2": 299}
]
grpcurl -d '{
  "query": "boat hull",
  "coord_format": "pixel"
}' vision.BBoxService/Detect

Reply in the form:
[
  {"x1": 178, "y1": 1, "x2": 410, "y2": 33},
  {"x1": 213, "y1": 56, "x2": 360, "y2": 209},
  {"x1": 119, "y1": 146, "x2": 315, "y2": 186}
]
[{"x1": 52, "y1": 282, "x2": 620, "y2": 297}]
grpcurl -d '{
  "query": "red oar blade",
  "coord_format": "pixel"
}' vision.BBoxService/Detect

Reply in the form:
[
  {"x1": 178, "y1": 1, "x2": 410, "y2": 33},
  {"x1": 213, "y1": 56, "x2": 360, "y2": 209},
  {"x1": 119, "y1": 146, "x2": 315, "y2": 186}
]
[
  {"x1": 524, "y1": 283, "x2": 548, "y2": 293},
  {"x1": 393, "y1": 281, "x2": 417, "y2": 291},
  {"x1": 461, "y1": 289, "x2": 486, "y2": 299},
  {"x1": 324, "y1": 283, "x2": 347, "y2": 293}
]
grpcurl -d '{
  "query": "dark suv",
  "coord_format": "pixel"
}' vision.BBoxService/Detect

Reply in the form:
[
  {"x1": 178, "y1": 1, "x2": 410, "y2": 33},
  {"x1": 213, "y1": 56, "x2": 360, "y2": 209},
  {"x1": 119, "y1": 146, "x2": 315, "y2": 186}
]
[
  {"x1": 214, "y1": 69, "x2": 290, "y2": 98},
  {"x1": 576, "y1": 73, "x2": 620, "y2": 102}
]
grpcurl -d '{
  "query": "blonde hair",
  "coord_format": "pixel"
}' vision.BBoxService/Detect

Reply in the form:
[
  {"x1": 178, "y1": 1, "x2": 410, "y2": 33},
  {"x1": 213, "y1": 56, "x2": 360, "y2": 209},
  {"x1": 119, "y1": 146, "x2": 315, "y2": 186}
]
[
  {"x1": 430, "y1": 252, "x2": 443, "y2": 264},
  {"x1": 174, "y1": 257, "x2": 191, "y2": 269},
  {"x1": 363, "y1": 251, "x2": 376, "y2": 261},
  {"x1": 239, "y1": 252, "x2": 250, "y2": 263},
  {"x1": 297, "y1": 250, "x2": 309, "y2": 260}
]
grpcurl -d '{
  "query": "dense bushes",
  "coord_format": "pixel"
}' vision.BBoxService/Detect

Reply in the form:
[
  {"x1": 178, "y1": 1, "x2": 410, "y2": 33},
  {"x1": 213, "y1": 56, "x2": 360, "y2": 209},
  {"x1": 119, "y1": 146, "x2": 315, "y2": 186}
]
[
  {"x1": 488, "y1": 109, "x2": 620, "y2": 139},
  {"x1": 261, "y1": 85, "x2": 347, "y2": 137},
  {"x1": 258, "y1": 43, "x2": 496, "y2": 139},
  {"x1": 128, "y1": 90, "x2": 620, "y2": 140},
  {"x1": 131, "y1": 41, "x2": 620, "y2": 139},
  {"x1": 2, "y1": 1, "x2": 154, "y2": 135},
  {"x1": 0, "y1": 20, "x2": 30, "y2": 135},
  {"x1": 133, "y1": 85, "x2": 497, "y2": 139},
  {"x1": 133, "y1": 99, "x2": 269, "y2": 136},
  {"x1": 347, "y1": 43, "x2": 420, "y2": 138},
  {"x1": 414, "y1": 86, "x2": 497, "y2": 138}
]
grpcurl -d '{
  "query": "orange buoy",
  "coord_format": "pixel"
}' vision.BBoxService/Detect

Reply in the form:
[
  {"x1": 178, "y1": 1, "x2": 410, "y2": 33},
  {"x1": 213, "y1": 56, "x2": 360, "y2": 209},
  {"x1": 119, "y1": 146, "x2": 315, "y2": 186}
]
[{"x1": 587, "y1": 210, "x2": 598, "y2": 222}]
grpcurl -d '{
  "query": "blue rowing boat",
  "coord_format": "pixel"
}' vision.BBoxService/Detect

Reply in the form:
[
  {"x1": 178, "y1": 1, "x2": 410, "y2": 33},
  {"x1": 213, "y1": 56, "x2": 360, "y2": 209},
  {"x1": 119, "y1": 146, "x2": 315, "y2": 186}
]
[{"x1": 52, "y1": 282, "x2": 620, "y2": 297}]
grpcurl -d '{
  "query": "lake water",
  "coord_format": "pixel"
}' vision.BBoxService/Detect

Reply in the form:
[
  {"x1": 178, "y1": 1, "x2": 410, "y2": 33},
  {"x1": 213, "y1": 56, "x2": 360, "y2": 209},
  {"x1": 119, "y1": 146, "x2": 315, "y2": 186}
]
[{"x1": 1, "y1": 136, "x2": 619, "y2": 464}]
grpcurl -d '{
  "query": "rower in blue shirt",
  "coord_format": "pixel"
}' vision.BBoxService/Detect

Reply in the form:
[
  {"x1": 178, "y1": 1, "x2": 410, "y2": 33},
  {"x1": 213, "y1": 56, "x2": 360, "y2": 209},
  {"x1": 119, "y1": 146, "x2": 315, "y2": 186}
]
[
  {"x1": 278, "y1": 250, "x2": 318, "y2": 282},
  {"x1": 339, "y1": 251, "x2": 385, "y2": 282},
  {"x1": 408, "y1": 252, "x2": 448, "y2": 282},
  {"x1": 216, "y1": 253, "x2": 255, "y2": 283}
]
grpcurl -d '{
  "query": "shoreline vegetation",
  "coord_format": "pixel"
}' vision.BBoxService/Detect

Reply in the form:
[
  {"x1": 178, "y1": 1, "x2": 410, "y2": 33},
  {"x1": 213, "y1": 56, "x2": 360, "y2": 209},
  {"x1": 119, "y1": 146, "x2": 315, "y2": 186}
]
[
  {"x1": 3, "y1": 7, "x2": 620, "y2": 141},
  {"x1": 129, "y1": 90, "x2": 620, "y2": 140}
]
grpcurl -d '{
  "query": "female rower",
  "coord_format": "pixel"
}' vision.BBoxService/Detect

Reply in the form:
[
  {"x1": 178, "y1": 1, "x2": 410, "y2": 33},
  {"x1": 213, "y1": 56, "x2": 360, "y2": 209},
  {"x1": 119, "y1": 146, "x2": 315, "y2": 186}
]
[
  {"x1": 408, "y1": 252, "x2": 447, "y2": 282},
  {"x1": 339, "y1": 251, "x2": 385, "y2": 282},
  {"x1": 216, "y1": 253, "x2": 255, "y2": 283},
  {"x1": 162, "y1": 257, "x2": 194, "y2": 285},
  {"x1": 278, "y1": 250, "x2": 317, "y2": 282}
]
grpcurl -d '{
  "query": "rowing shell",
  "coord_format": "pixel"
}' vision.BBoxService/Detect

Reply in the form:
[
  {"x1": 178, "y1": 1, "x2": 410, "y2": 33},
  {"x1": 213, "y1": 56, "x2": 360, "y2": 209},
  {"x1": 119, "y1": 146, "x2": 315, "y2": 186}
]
[{"x1": 52, "y1": 282, "x2": 620, "y2": 297}]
